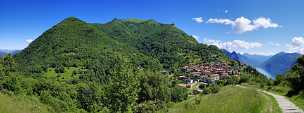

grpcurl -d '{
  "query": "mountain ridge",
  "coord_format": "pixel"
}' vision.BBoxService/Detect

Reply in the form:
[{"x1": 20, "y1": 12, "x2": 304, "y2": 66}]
[
  {"x1": 223, "y1": 49, "x2": 301, "y2": 78},
  {"x1": 261, "y1": 52, "x2": 301, "y2": 77}
]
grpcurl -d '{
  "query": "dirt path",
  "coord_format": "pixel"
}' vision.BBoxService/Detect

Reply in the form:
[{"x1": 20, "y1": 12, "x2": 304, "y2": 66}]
[
  {"x1": 261, "y1": 90, "x2": 303, "y2": 113},
  {"x1": 236, "y1": 85, "x2": 303, "y2": 113}
]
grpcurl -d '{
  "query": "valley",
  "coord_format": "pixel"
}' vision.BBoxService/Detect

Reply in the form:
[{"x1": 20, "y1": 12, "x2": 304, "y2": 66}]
[
  {"x1": 0, "y1": 17, "x2": 282, "y2": 113},
  {"x1": 1, "y1": 0, "x2": 304, "y2": 113},
  {"x1": 224, "y1": 50, "x2": 301, "y2": 78},
  {"x1": 0, "y1": 10, "x2": 303, "y2": 113}
]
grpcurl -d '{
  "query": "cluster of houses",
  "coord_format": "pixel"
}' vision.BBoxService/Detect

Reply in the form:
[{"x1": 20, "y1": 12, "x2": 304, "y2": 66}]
[{"x1": 179, "y1": 62, "x2": 240, "y2": 86}]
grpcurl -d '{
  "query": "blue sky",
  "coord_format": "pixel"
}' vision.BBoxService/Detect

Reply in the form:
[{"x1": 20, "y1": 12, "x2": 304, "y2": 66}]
[{"x1": 0, "y1": 0, "x2": 304, "y2": 55}]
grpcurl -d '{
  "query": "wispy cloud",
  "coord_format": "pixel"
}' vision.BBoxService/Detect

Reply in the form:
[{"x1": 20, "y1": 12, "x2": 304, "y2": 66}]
[
  {"x1": 206, "y1": 17, "x2": 280, "y2": 33},
  {"x1": 192, "y1": 17, "x2": 204, "y2": 23},
  {"x1": 203, "y1": 38, "x2": 263, "y2": 50},
  {"x1": 286, "y1": 36, "x2": 304, "y2": 54}
]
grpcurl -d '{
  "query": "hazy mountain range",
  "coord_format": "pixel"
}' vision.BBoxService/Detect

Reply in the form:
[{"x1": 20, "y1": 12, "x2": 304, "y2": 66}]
[
  {"x1": 0, "y1": 49, "x2": 20, "y2": 57},
  {"x1": 223, "y1": 49, "x2": 302, "y2": 78}
]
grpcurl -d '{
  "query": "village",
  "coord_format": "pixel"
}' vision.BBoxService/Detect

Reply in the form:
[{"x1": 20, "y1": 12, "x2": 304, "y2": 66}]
[{"x1": 177, "y1": 62, "x2": 240, "y2": 93}]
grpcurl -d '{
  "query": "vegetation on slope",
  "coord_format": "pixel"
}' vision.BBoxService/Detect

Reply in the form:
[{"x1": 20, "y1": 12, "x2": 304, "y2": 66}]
[
  {"x1": 161, "y1": 86, "x2": 281, "y2": 113},
  {"x1": 0, "y1": 93, "x2": 54, "y2": 113},
  {"x1": 5, "y1": 17, "x2": 232, "y2": 113},
  {"x1": 271, "y1": 55, "x2": 304, "y2": 110},
  {"x1": 0, "y1": 17, "x2": 271, "y2": 113},
  {"x1": 261, "y1": 52, "x2": 301, "y2": 77}
]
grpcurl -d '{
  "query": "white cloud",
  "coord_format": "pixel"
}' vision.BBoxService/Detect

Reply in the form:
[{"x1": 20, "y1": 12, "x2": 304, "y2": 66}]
[
  {"x1": 291, "y1": 36, "x2": 304, "y2": 47},
  {"x1": 299, "y1": 48, "x2": 304, "y2": 54},
  {"x1": 26, "y1": 39, "x2": 34, "y2": 44},
  {"x1": 206, "y1": 17, "x2": 280, "y2": 33},
  {"x1": 234, "y1": 17, "x2": 256, "y2": 33},
  {"x1": 253, "y1": 17, "x2": 279, "y2": 29},
  {"x1": 203, "y1": 38, "x2": 273, "y2": 55},
  {"x1": 224, "y1": 10, "x2": 229, "y2": 14},
  {"x1": 192, "y1": 17, "x2": 204, "y2": 23},
  {"x1": 286, "y1": 36, "x2": 304, "y2": 54},
  {"x1": 203, "y1": 39, "x2": 263, "y2": 50},
  {"x1": 207, "y1": 18, "x2": 235, "y2": 25}
]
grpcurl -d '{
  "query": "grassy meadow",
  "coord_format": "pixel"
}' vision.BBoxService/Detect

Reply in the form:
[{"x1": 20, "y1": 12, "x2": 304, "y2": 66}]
[
  {"x1": 160, "y1": 86, "x2": 281, "y2": 113},
  {"x1": 0, "y1": 93, "x2": 54, "y2": 113}
]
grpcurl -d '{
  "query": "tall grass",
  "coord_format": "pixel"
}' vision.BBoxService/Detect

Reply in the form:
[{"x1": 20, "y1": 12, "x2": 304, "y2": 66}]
[
  {"x1": 290, "y1": 92, "x2": 304, "y2": 110},
  {"x1": 0, "y1": 93, "x2": 53, "y2": 113},
  {"x1": 160, "y1": 86, "x2": 281, "y2": 113}
]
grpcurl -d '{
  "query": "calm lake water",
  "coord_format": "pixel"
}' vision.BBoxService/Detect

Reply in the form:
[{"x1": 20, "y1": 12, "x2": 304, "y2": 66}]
[{"x1": 255, "y1": 67, "x2": 273, "y2": 79}]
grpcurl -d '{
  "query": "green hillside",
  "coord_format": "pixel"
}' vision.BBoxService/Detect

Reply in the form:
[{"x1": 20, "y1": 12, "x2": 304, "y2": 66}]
[
  {"x1": 0, "y1": 17, "x2": 270, "y2": 113},
  {"x1": 9, "y1": 17, "x2": 232, "y2": 113},
  {"x1": 16, "y1": 17, "x2": 231, "y2": 74},
  {"x1": 273, "y1": 55, "x2": 304, "y2": 110},
  {"x1": 161, "y1": 86, "x2": 281, "y2": 113}
]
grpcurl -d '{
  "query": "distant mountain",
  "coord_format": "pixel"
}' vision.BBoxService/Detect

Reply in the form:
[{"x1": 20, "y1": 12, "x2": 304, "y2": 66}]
[
  {"x1": 223, "y1": 50, "x2": 239, "y2": 61},
  {"x1": 0, "y1": 51, "x2": 5, "y2": 57},
  {"x1": 283, "y1": 55, "x2": 304, "y2": 94},
  {"x1": 0, "y1": 49, "x2": 20, "y2": 57},
  {"x1": 223, "y1": 50, "x2": 302, "y2": 78},
  {"x1": 223, "y1": 49, "x2": 281, "y2": 78},
  {"x1": 242, "y1": 53, "x2": 271, "y2": 66},
  {"x1": 261, "y1": 52, "x2": 301, "y2": 77},
  {"x1": 222, "y1": 49, "x2": 270, "y2": 67}
]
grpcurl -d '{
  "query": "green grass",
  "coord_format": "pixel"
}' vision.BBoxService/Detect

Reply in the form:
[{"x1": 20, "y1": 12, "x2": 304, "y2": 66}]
[
  {"x1": 44, "y1": 67, "x2": 79, "y2": 81},
  {"x1": 290, "y1": 92, "x2": 304, "y2": 110},
  {"x1": 0, "y1": 93, "x2": 54, "y2": 113},
  {"x1": 160, "y1": 86, "x2": 281, "y2": 113},
  {"x1": 263, "y1": 85, "x2": 304, "y2": 111}
]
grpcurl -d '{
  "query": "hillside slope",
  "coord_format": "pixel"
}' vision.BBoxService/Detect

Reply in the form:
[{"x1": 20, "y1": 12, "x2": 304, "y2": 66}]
[
  {"x1": 161, "y1": 86, "x2": 281, "y2": 113},
  {"x1": 261, "y1": 52, "x2": 301, "y2": 77},
  {"x1": 11, "y1": 17, "x2": 234, "y2": 113},
  {"x1": 16, "y1": 17, "x2": 231, "y2": 74}
]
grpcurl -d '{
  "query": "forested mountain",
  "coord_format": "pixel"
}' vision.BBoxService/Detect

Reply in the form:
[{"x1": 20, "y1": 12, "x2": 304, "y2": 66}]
[
  {"x1": 16, "y1": 17, "x2": 231, "y2": 74},
  {"x1": 284, "y1": 55, "x2": 304, "y2": 94},
  {"x1": 0, "y1": 17, "x2": 239, "y2": 113},
  {"x1": 261, "y1": 52, "x2": 301, "y2": 77}
]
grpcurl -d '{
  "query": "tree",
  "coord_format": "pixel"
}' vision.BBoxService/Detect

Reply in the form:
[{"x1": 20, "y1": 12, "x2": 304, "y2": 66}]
[
  {"x1": 103, "y1": 65, "x2": 139, "y2": 113},
  {"x1": 2, "y1": 54, "x2": 16, "y2": 75}
]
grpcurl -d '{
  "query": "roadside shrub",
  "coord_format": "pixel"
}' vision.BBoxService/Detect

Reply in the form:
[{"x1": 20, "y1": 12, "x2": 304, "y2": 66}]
[
  {"x1": 135, "y1": 101, "x2": 159, "y2": 113},
  {"x1": 202, "y1": 84, "x2": 220, "y2": 94},
  {"x1": 171, "y1": 87, "x2": 188, "y2": 102}
]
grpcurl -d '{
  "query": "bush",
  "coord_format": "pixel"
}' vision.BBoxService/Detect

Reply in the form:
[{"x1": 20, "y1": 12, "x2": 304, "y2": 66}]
[
  {"x1": 54, "y1": 65, "x2": 65, "y2": 73},
  {"x1": 202, "y1": 84, "x2": 220, "y2": 94},
  {"x1": 171, "y1": 87, "x2": 188, "y2": 102},
  {"x1": 135, "y1": 101, "x2": 159, "y2": 113}
]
